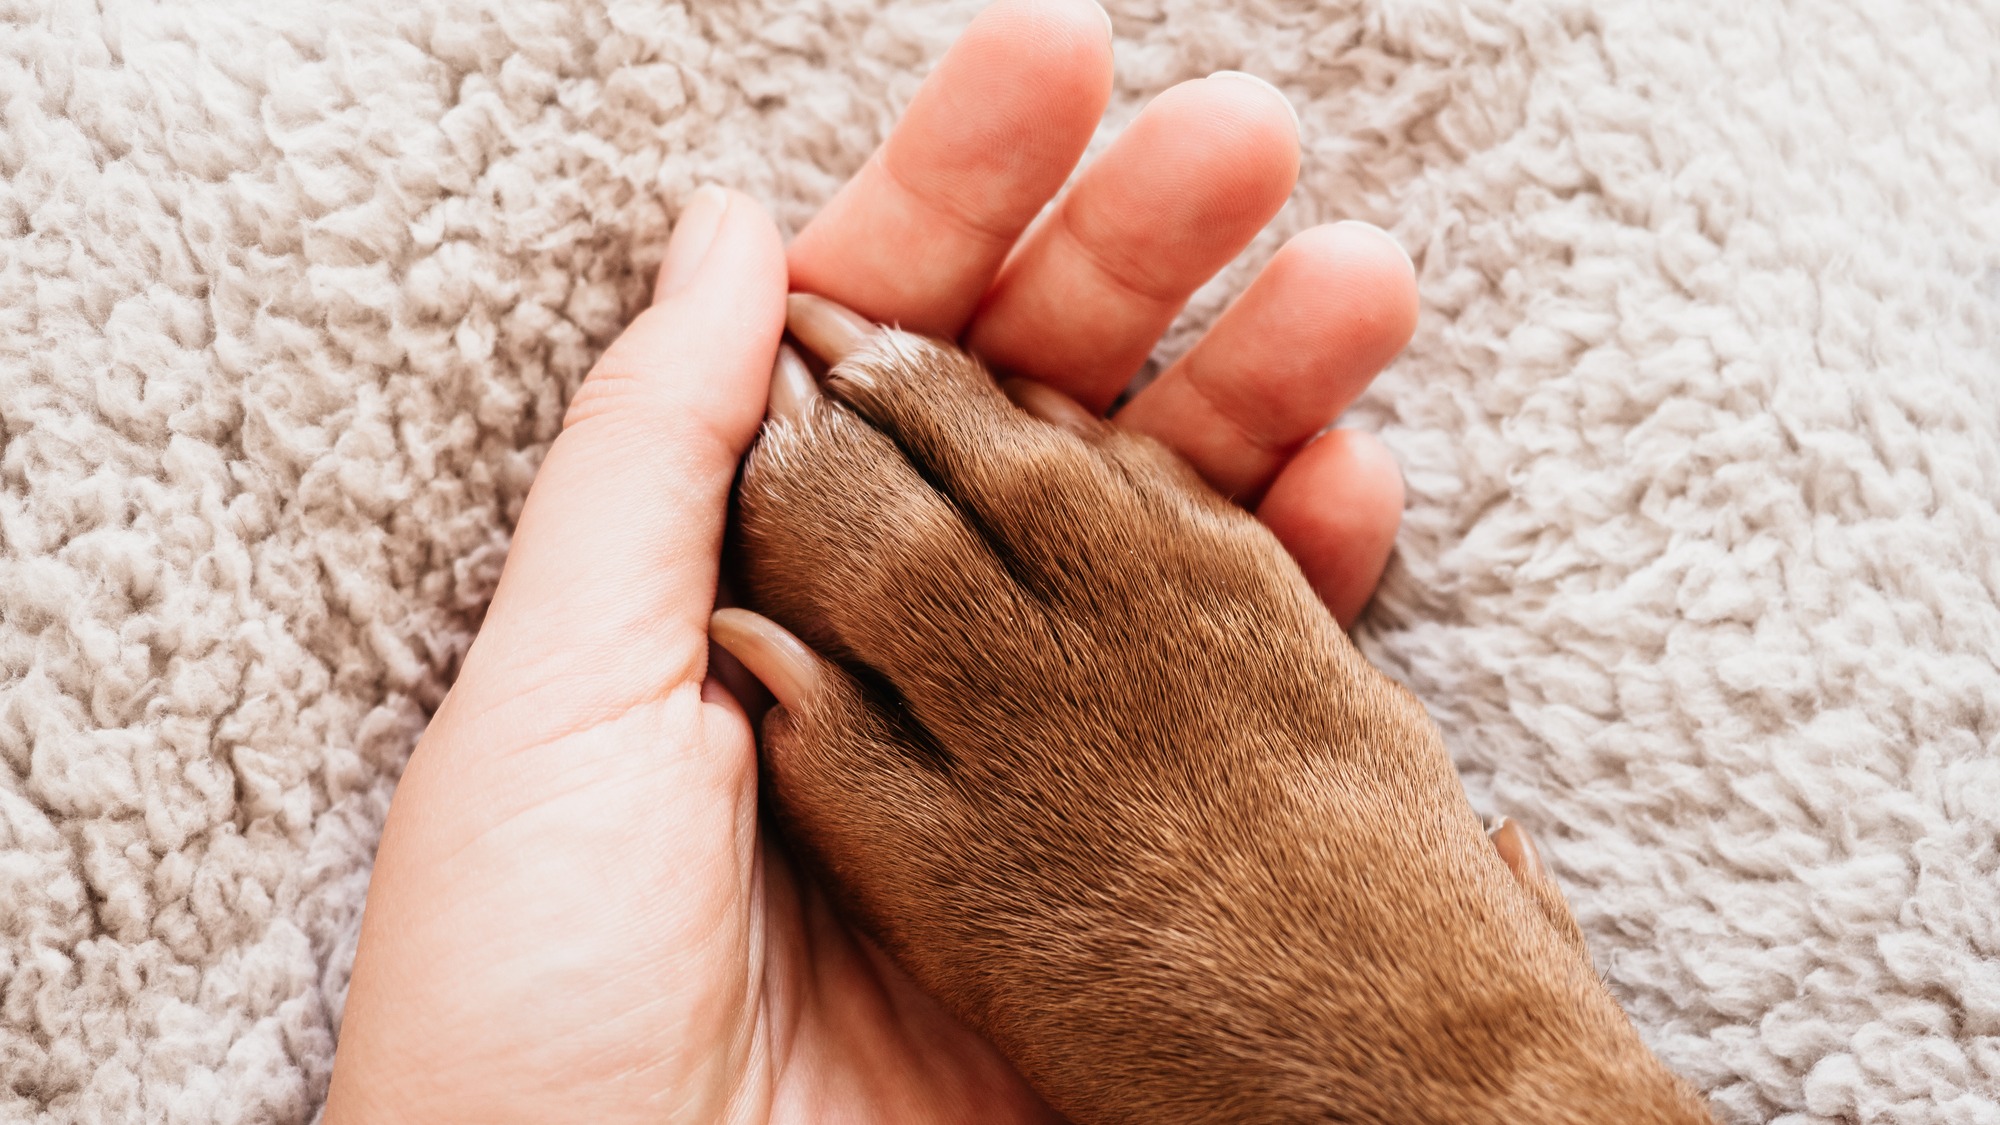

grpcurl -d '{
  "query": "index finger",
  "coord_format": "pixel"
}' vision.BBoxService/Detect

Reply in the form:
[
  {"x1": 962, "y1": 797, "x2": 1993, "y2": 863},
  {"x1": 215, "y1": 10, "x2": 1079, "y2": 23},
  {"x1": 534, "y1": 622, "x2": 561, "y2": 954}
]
[{"x1": 786, "y1": 0, "x2": 1113, "y2": 337}]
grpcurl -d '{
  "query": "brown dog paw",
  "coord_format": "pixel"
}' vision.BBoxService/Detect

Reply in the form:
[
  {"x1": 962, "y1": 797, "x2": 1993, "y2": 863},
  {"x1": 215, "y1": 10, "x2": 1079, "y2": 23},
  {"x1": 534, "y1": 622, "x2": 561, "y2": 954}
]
[{"x1": 714, "y1": 296, "x2": 1712, "y2": 1125}]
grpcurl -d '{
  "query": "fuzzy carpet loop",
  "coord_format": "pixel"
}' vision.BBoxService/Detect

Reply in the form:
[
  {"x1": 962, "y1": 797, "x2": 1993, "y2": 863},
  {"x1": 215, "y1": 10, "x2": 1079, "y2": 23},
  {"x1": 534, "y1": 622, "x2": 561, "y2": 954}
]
[{"x1": 2, "y1": 0, "x2": 1997, "y2": 1121}]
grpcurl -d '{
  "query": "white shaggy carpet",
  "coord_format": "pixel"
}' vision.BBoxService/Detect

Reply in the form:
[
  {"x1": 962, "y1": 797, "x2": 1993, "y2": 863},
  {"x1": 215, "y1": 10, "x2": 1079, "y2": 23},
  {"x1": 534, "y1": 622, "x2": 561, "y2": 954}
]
[{"x1": 3, "y1": 0, "x2": 1997, "y2": 1120}]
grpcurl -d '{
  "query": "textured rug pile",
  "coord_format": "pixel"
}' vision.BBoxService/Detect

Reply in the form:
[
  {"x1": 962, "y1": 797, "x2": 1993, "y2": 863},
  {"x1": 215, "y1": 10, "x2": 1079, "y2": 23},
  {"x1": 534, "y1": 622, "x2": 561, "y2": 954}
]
[{"x1": 3, "y1": 0, "x2": 1997, "y2": 1120}]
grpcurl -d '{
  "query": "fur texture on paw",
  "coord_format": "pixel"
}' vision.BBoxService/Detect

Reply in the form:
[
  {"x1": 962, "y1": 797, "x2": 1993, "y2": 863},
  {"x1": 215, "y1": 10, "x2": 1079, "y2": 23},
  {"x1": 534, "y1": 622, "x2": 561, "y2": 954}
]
[{"x1": 721, "y1": 311, "x2": 1713, "y2": 1125}]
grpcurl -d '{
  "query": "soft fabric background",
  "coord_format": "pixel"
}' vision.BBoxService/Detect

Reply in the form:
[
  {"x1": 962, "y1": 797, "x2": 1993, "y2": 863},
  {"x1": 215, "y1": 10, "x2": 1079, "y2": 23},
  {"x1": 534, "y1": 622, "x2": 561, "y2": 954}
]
[{"x1": 2, "y1": 0, "x2": 1996, "y2": 1120}]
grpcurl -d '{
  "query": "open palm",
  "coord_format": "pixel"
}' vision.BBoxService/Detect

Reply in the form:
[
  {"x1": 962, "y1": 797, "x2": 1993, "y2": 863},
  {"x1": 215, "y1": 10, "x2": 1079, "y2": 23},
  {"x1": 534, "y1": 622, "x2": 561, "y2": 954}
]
[{"x1": 323, "y1": 1, "x2": 1419, "y2": 1120}]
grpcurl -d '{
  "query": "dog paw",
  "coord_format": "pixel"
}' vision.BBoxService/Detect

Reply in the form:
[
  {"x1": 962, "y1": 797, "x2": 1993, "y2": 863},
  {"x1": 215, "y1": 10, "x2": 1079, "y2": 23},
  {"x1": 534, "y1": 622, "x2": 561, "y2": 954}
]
[{"x1": 713, "y1": 296, "x2": 1703, "y2": 1125}]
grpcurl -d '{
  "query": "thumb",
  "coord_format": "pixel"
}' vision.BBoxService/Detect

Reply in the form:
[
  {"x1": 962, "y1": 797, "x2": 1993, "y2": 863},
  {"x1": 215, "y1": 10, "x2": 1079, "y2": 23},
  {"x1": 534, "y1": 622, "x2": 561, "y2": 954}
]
[{"x1": 452, "y1": 186, "x2": 788, "y2": 726}]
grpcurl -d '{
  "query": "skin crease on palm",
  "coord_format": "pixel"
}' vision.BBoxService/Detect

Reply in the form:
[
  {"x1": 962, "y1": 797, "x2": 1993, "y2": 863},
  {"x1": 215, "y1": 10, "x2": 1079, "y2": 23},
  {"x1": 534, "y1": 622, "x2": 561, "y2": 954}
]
[{"x1": 321, "y1": 0, "x2": 1423, "y2": 1121}]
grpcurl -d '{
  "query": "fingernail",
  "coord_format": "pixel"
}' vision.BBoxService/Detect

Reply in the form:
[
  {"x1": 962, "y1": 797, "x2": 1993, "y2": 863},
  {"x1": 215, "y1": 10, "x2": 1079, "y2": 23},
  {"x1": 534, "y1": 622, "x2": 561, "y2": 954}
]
[
  {"x1": 657, "y1": 185, "x2": 730, "y2": 301},
  {"x1": 1334, "y1": 219, "x2": 1416, "y2": 277},
  {"x1": 768, "y1": 343, "x2": 819, "y2": 422},
  {"x1": 1092, "y1": 0, "x2": 1114, "y2": 43},
  {"x1": 1208, "y1": 70, "x2": 1299, "y2": 134}
]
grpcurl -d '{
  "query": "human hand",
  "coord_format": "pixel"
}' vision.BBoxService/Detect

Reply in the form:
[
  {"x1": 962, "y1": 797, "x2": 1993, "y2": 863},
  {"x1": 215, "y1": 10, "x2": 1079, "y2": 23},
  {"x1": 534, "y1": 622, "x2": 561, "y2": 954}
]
[{"x1": 323, "y1": 1, "x2": 1417, "y2": 1121}]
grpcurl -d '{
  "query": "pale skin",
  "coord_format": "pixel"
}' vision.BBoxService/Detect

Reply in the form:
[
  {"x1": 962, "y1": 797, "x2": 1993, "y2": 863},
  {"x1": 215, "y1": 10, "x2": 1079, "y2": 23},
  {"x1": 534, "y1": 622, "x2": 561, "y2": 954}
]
[{"x1": 323, "y1": 0, "x2": 1422, "y2": 1120}]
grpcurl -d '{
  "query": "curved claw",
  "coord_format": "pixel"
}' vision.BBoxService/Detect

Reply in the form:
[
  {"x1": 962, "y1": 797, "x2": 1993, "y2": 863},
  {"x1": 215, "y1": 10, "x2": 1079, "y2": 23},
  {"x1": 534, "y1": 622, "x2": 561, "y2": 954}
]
[
  {"x1": 710, "y1": 608, "x2": 823, "y2": 713},
  {"x1": 787, "y1": 292, "x2": 878, "y2": 365},
  {"x1": 1002, "y1": 377, "x2": 1102, "y2": 439},
  {"x1": 768, "y1": 343, "x2": 818, "y2": 422},
  {"x1": 1487, "y1": 816, "x2": 1547, "y2": 885}
]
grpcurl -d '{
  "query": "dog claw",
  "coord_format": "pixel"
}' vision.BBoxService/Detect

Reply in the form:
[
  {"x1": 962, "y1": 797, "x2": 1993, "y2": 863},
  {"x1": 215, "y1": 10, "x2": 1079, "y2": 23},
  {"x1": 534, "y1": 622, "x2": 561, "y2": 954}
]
[
  {"x1": 710, "y1": 608, "x2": 823, "y2": 713},
  {"x1": 787, "y1": 292, "x2": 877, "y2": 364},
  {"x1": 768, "y1": 343, "x2": 818, "y2": 422},
  {"x1": 1002, "y1": 377, "x2": 1101, "y2": 438},
  {"x1": 1487, "y1": 816, "x2": 1546, "y2": 885}
]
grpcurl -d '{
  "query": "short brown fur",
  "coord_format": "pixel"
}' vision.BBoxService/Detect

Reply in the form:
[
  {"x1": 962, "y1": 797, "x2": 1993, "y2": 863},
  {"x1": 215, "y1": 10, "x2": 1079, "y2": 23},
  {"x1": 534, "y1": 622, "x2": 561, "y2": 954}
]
[{"x1": 730, "y1": 330, "x2": 1716, "y2": 1125}]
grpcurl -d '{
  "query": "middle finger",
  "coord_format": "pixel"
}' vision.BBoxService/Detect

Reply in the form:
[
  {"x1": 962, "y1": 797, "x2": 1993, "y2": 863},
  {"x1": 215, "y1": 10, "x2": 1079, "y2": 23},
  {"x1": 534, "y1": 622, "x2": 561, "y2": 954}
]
[{"x1": 962, "y1": 72, "x2": 1300, "y2": 413}]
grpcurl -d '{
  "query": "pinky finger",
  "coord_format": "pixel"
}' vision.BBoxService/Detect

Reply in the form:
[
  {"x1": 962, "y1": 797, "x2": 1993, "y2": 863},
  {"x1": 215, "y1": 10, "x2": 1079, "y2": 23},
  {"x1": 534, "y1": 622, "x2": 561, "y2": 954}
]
[{"x1": 1256, "y1": 429, "x2": 1405, "y2": 629}]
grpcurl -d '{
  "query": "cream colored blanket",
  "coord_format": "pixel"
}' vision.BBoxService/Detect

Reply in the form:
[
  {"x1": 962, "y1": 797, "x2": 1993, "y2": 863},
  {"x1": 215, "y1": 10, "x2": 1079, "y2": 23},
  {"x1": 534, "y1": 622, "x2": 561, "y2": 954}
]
[{"x1": 2, "y1": 0, "x2": 1996, "y2": 1120}]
